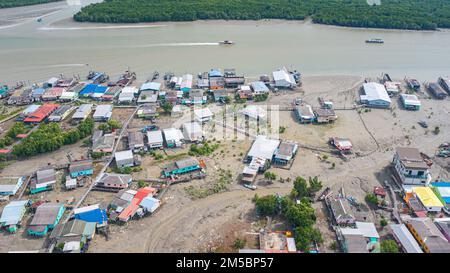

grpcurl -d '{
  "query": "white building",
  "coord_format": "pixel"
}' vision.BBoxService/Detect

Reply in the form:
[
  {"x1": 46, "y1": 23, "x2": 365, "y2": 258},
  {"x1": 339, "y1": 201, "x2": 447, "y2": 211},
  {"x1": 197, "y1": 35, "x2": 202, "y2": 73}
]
[
  {"x1": 72, "y1": 104, "x2": 93, "y2": 120},
  {"x1": 393, "y1": 147, "x2": 431, "y2": 186},
  {"x1": 246, "y1": 135, "x2": 280, "y2": 165},
  {"x1": 163, "y1": 128, "x2": 184, "y2": 148},
  {"x1": 400, "y1": 94, "x2": 421, "y2": 110},
  {"x1": 273, "y1": 68, "x2": 296, "y2": 88},
  {"x1": 115, "y1": 150, "x2": 135, "y2": 168},
  {"x1": 240, "y1": 105, "x2": 267, "y2": 120},
  {"x1": 147, "y1": 130, "x2": 163, "y2": 149},
  {"x1": 93, "y1": 105, "x2": 113, "y2": 122},
  {"x1": 360, "y1": 82, "x2": 391, "y2": 108},
  {"x1": 194, "y1": 108, "x2": 214, "y2": 123},
  {"x1": 182, "y1": 122, "x2": 204, "y2": 142}
]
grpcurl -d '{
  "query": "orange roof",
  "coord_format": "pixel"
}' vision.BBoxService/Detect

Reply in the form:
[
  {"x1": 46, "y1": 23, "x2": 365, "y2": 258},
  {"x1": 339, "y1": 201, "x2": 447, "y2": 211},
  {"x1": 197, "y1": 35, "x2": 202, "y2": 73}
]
[
  {"x1": 24, "y1": 104, "x2": 59, "y2": 123},
  {"x1": 118, "y1": 202, "x2": 139, "y2": 221},
  {"x1": 134, "y1": 187, "x2": 157, "y2": 203}
]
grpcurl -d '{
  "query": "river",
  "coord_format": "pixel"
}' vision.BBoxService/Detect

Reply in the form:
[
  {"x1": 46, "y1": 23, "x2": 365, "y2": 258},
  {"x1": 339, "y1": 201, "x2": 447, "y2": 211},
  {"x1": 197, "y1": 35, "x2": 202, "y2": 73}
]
[{"x1": 0, "y1": 0, "x2": 449, "y2": 86}]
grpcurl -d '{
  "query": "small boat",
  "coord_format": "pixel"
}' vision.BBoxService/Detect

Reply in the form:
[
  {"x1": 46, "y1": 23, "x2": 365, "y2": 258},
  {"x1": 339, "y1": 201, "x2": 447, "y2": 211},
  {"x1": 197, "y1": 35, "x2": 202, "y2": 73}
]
[
  {"x1": 219, "y1": 40, "x2": 234, "y2": 45},
  {"x1": 37, "y1": 18, "x2": 42, "y2": 23},
  {"x1": 366, "y1": 38, "x2": 384, "y2": 44}
]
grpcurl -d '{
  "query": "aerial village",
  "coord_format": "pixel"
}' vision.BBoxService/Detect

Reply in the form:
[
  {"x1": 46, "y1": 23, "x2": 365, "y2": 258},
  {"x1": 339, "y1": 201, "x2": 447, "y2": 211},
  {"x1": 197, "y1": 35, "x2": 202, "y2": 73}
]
[{"x1": 0, "y1": 66, "x2": 449, "y2": 253}]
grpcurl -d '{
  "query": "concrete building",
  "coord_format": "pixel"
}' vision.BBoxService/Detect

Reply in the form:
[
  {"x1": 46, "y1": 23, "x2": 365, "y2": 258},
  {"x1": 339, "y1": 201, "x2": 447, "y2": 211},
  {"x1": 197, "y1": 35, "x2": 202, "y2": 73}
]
[
  {"x1": 360, "y1": 82, "x2": 391, "y2": 108},
  {"x1": 127, "y1": 131, "x2": 145, "y2": 152},
  {"x1": 240, "y1": 105, "x2": 267, "y2": 120},
  {"x1": 115, "y1": 150, "x2": 135, "y2": 168},
  {"x1": 146, "y1": 130, "x2": 163, "y2": 149},
  {"x1": 194, "y1": 108, "x2": 214, "y2": 123},
  {"x1": 412, "y1": 187, "x2": 444, "y2": 212},
  {"x1": 163, "y1": 128, "x2": 184, "y2": 148},
  {"x1": 273, "y1": 141, "x2": 298, "y2": 165},
  {"x1": 393, "y1": 147, "x2": 432, "y2": 186},
  {"x1": 246, "y1": 136, "x2": 280, "y2": 169},
  {"x1": 93, "y1": 104, "x2": 113, "y2": 122},
  {"x1": 182, "y1": 122, "x2": 204, "y2": 143}
]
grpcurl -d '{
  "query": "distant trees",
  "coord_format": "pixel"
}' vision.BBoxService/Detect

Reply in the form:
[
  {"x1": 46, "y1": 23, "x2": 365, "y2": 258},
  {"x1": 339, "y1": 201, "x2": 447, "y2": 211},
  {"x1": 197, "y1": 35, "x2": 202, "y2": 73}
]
[
  {"x1": 73, "y1": 0, "x2": 450, "y2": 31},
  {"x1": 292, "y1": 176, "x2": 323, "y2": 199},
  {"x1": 0, "y1": 0, "x2": 61, "y2": 9}
]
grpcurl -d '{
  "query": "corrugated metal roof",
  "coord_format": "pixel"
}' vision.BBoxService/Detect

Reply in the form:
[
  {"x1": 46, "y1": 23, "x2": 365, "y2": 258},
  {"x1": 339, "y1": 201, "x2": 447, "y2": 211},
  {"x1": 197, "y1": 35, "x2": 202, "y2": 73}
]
[
  {"x1": 390, "y1": 224, "x2": 423, "y2": 253},
  {"x1": 0, "y1": 200, "x2": 28, "y2": 226}
]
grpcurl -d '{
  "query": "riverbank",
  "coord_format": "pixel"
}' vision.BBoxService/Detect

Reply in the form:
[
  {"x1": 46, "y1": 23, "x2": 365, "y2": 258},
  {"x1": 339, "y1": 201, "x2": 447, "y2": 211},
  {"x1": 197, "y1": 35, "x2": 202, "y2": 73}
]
[{"x1": 0, "y1": 1, "x2": 66, "y2": 28}]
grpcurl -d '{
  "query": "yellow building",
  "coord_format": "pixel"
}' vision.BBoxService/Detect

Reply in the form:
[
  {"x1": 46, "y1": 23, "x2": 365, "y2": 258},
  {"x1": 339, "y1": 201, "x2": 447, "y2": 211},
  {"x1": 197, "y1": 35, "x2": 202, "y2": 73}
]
[{"x1": 412, "y1": 187, "x2": 444, "y2": 212}]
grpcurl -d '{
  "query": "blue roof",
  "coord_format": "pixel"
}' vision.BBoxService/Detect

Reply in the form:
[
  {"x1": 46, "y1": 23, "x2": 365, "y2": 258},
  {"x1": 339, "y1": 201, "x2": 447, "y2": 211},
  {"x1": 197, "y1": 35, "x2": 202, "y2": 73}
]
[
  {"x1": 80, "y1": 84, "x2": 108, "y2": 95},
  {"x1": 140, "y1": 82, "x2": 161, "y2": 91},
  {"x1": 431, "y1": 182, "x2": 450, "y2": 187},
  {"x1": 32, "y1": 88, "x2": 46, "y2": 95},
  {"x1": 209, "y1": 69, "x2": 222, "y2": 77},
  {"x1": 251, "y1": 81, "x2": 269, "y2": 92},
  {"x1": 74, "y1": 208, "x2": 108, "y2": 224},
  {"x1": 0, "y1": 200, "x2": 28, "y2": 226},
  {"x1": 140, "y1": 197, "x2": 160, "y2": 213}
]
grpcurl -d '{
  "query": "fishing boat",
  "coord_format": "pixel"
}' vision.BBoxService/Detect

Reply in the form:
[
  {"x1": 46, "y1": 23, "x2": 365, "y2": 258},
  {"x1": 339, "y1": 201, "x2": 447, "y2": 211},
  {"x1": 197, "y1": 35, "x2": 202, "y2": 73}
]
[
  {"x1": 219, "y1": 40, "x2": 234, "y2": 45},
  {"x1": 365, "y1": 38, "x2": 384, "y2": 44}
]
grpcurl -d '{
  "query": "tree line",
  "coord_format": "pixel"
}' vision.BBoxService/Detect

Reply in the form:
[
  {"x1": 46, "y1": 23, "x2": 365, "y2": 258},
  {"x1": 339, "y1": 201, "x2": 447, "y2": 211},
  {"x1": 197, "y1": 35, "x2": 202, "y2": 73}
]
[
  {"x1": 0, "y1": 0, "x2": 61, "y2": 9},
  {"x1": 12, "y1": 118, "x2": 94, "y2": 157},
  {"x1": 73, "y1": 0, "x2": 450, "y2": 30}
]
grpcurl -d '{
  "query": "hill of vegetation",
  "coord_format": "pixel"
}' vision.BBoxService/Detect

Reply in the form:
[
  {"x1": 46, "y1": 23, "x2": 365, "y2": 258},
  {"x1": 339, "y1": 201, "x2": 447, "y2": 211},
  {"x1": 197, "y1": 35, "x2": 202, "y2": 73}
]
[
  {"x1": 73, "y1": 0, "x2": 450, "y2": 30},
  {"x1": 0, "y1": 0, "x2": 61, "y2": 9}
]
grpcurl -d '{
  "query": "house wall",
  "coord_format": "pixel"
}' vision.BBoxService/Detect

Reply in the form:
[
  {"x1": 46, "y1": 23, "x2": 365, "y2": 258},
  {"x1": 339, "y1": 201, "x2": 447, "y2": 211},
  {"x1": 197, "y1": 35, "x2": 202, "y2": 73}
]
[
  {"x1": 393, "y1": 154, "x2": 430, "y2": 185},
  {"x1": 70, "y1": 169, "x2": 94, "y2": 178}
]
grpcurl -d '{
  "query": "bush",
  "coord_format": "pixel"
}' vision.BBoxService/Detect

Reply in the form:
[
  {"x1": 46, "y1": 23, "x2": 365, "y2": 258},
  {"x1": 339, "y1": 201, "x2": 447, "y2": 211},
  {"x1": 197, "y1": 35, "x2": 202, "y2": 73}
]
[
  {"x1": 233, "y1": 238, "x2": 246, "y2": 249},
  {"x1": 365, "y1": 193, "x2": 379, "y2": 206},
  {"x1": 381, "y1": 240, "x2": 400, "y2": 253}
]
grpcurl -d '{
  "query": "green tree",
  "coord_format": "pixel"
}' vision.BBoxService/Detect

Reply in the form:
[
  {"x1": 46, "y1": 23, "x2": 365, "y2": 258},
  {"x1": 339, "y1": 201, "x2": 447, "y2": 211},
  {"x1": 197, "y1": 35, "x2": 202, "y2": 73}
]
[
  {"x1": 294, "y1": 225, "x2": 323, "y2": 252},
  {"x1": 365, "y1": 193, "x2": 379, "y2": 206},
  {"x1": 161, "y1": 101, "x2": 173, "y2": 114},
  {"x1": 264, "y1": 172, "x2": 277, "y2": 183},
  {"x1": 381, "y1": 240, "x2": 400, "y2": 253},
  {"x1": 293, "y1": 176, "x2": 309, "y2": 198},
  {"x1": 254, "y1": 195, "x2": 278, "y2": 216},
  {"x1": 308, "y1": 176, "x2": 323, "y2": 195}
]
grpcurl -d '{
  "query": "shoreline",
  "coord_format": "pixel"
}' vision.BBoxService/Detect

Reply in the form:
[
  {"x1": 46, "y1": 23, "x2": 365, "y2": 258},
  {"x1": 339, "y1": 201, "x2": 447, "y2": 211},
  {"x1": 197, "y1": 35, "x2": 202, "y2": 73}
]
[{"x1": 49, "y1": 17, "x2": 450, "y2": 33}]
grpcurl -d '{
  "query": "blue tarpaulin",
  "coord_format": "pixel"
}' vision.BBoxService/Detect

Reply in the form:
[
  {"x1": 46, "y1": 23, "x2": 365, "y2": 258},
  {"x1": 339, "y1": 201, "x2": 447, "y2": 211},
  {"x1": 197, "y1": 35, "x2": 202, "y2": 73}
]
[
  {"x1": 80, "y1": 84, "x2": 108, "y2": 95},
  {"x1": 74, "y1": 209, "x2": 108, "y2": 224}
]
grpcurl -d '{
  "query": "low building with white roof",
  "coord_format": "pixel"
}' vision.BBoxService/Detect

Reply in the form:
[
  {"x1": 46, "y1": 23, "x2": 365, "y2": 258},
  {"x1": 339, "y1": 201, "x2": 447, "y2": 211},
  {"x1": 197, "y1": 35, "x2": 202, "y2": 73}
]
[
  {"x1": 163, "y1": 128, "x2": 184, "y2": 148},
  {"x1": 246, "y1": 135, "x2": 280, "y2": 169},
  {"x1": 194, "y1": 107, "x2": 214, "y2": 123},
  {"x1": 115, "y1": 150, "x2": 135, "y2": 168},
  {"x1": 400, "y1": 94, "x2": 421, "y2": 110},
  {"x1": 147, "y1": 130, "x2": 163, "y2": 149},
  {"x1": 93, "y1": 104, "x2": 113, "y2": 122},
  {"x1": 273, "y1": 68, "x2": 296, "y2": 88},
  {"x1": 182, "y1": 122, "x2": 204, "y2": 142},
  {"x1": 360, "y1": 82, "x2": 391, "y2": 108}
]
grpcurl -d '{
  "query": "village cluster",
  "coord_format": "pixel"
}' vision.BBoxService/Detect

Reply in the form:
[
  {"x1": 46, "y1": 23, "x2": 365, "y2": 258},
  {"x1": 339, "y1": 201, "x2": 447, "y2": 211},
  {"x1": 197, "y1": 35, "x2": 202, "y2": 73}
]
[{"x1": 0, "y1": 65, "x2": 449, "y2": 253}]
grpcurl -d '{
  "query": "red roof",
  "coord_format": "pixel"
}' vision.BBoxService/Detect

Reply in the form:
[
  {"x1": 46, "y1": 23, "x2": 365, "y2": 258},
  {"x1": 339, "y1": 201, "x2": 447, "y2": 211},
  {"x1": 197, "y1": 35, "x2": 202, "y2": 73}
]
[
  {"x1": 0, "y1": 149, "x2": 11, "y2": 154},
  {"x1": 133, "y1": 187, "x2": 156, "y2": 204},
  {"x1": 24, "y1": 104, "x2": 59, "y2": 123},
  {"x1": 373, "y1": 186, "x2": 387, "y2": 197},
  {"x1": 118, "y1": 199, "x2": 139, "y2": 221},
  {"x1": 16, "y1": 134, "x2": 28, "y2": 139}
]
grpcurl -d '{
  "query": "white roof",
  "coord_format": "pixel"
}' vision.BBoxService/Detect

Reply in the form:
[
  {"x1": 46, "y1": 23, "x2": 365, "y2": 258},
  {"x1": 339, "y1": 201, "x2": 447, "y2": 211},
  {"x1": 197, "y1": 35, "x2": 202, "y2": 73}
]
[
  {"x1": 273, "y1": 69, "x2": 295, "y2": 85},
  {"x1": 240, "y1": 105, "x2": 267, "y2": 120},
  {"x1": 46, "y1": 77, "x2": 59, "y2": 84},
  {"x1": 118, "y1": 92, "x2": 134, "y2": 101},
  {"x1": 140, "y1": 82, "x2": 161, "y2": 91},
  {"x1": 247, "y1": 135, "x2": 280, "y2": 161},
  {"x1": 93, "y1": 104, "x2": 113, "y2": 118},
  {"x1": 60, "y1": 92, "x2": 76, "y2": 99},
  {"x1": 239, "y1": 85, "x2": 251, "y2": 91},
  {"x1": 194, "y1": 108, "x2": 213, "y2": 119},
  {"x1": 384, "y1": 81, "x2": 400, "y2": 92},
  {"x1": 183, "y1": 122, "x2": 203, "y2": 140},
  {"x1": 362, "y1": 82, "x2": 391, "y2": 103},
  {"x1": 355, "y1": 222, "x2": 380, "y2": 238},
  {"x1": 115, "y1": 150, "x2": 134, "y2": 162},
  {"x1": 163, "y1": 128, "x2": 184, "y2": 142},
  {"x1": 73, "y1": 104, "x2": 93, "y2": 119},
  {"x1": 286, "y1": 237, "x2": 297, "y2": 252},
  {"x1": 146, "y1": 130, "x2": 163, "y2": 144},
  {"x1": 400, "y1": 94, "x2": 421, "y2": 106},
  {"x1": 63, "y1": 241, "x2": 80, "y2": 252},
  {"x1": 390, "y1": 224, "x2": 423, "y2": 253},
  {"x1": 73, "y1": 204, "x2": 100, "y2": 215},
  {"x1": 121, "y1": 86, "x2": 138, "y2": 94},
  {"x1": 0, "y1": 200, "x2": 28, "y2": 225}
]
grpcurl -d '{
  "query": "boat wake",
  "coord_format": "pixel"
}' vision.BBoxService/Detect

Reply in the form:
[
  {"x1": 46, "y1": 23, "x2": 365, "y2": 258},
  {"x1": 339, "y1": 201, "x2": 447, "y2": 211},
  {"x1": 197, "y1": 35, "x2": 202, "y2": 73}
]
[{"x1": 133, "y1": 42, "x2": 220, "y2": 48}]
